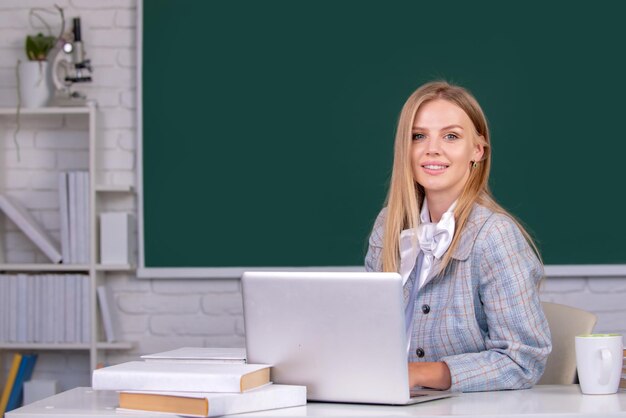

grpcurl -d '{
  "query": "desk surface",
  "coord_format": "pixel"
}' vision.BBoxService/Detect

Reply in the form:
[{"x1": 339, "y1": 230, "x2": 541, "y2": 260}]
[{"x1": 6, "y1": 385, "x2": 626, "y2": 418}]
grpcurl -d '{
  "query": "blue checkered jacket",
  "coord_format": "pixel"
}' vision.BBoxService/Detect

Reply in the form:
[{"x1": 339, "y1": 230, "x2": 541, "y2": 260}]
[{"x1": 365, "y1": 204, "x2": 552, "y2": 392}]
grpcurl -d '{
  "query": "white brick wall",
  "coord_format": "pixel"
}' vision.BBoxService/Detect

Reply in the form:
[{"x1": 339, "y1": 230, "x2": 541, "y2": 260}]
[{"x1": 1, "y1": 0, "x2": 626, "y2": 395}]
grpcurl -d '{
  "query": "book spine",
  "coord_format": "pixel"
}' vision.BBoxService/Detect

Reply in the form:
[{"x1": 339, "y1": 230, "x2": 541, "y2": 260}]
[
  {"x1": 9, "y1": 275, "x2": 17, "y2": 342},
  {"x1": 16, "y1": 274, "x2": 27, "y2": 343},
  {"x1": 26, "y1": 275, "x2": 35, "y2": 342},
  {"x1": 0, "y1": 275, "x2": 5, "y2": 342},
  {"x1": 65, "y1": 275, "x2": 77, "y2": 343},
  {"x1": 68, "y1": 172, "x2": 78, "y2": 264},
  {"x1": 82, "y1": 274, "x2": 91, "y2": 343},
  {"x1": 97, "y1": 285, "x2": 115, "y2": 343},
  {"x1": 54, "y1": 274, "x2": 65, "y2": 343},
  {"x1": 6, "y1": 354, "x2": 38, "y2": 412},
  {"x1": 83, "y1": 172, "x2": 91, "y2": 264},
  {"x1": 0, "y1": 353, "x2": 22, "y2": 415},
  {"x1": 93, "y1": 369, "x2": 262, "y2": 393},
  {"x1": 59, "y1": 172, "x2": 71, "y2": 263}
]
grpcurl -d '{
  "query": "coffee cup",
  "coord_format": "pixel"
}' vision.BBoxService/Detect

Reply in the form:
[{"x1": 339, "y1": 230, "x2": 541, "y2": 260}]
[{"x1": 575, "y1": 333, "x2": 623, "y2": 395}]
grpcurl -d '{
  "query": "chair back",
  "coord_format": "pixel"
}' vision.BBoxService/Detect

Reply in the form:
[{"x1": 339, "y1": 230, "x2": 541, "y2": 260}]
[{"x1": 538, "y1": 301, "x2": 597, "y2": 384}]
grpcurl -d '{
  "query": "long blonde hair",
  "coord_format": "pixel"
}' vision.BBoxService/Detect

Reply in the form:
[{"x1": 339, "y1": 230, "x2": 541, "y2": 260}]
[{"x1": 381, "y1": 81, "x2": 540, "y2": 273}]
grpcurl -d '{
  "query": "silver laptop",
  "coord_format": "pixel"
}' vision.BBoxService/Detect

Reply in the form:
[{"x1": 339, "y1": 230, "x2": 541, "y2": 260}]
[{"x1": 241, "y1": 271, "x2": 454, "y2": 405}]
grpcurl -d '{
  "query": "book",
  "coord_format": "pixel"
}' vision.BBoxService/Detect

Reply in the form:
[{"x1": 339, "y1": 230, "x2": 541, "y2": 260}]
[
  {"x1": 68, "y1": 172, "x2": 78, "y2": 264},
  {"x1": 58, "y1": 172, "x2": 70, "y2": 263},
  {"x1": 5, "y1": 353, "x2": 38, "y2": 412},
  {"x1": 0, "y1": 194, "x2": 62, "y2": 263},
  {"x1": 118, "y1": 384, "x2": 306, "y2": 418},
  {"x1": 92, "y1": 362, "x2": 270, "y2": 393},
  {"x1": 0, "y1": 353, "x2": 22, "y2": 415},
  {"x1": 81, "y1": 275, "x2": 91, "y2": 343},
  {"x1": 97, "y1": 285, "x2": 119, "y2": 342},
  {"x1": 141, "y1": 347, "x2": 247, "y2": 364}
]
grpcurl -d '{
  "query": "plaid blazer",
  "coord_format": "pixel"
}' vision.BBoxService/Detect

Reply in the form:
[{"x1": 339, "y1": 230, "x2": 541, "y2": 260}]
[{"x1": 365, "y1": 204, "x2": 552, "y2": 392}]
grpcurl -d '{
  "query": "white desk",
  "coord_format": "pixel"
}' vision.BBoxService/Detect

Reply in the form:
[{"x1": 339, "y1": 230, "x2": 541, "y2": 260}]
[{"x1": 6, "y1": 385, "x2": 626, "y2": 418}]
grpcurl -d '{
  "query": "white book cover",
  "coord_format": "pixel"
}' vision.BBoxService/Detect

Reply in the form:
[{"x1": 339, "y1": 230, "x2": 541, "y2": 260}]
[
  {"x1": 0, "y1": 194, "x2": 62, "y2": 263},
  {"x1": 97, "y1": 285, "x2": 119, "y2": 343},
  {"x1": 38, "y1": 275, "x2": 45, "y2": 342},
  {"x1": 3, "y1": 275, "x2": 11, "y2": 341},
  {"x1": 75, "y1": 275, "x2": 83, "y2": 343},
  {"x1": 77, "y1": 172, "x2": 88, "y2": 263},
  {"x1": 75, "y1": 172, "x2": 85, "y2": 263},
  {"x1": 17, "y1": 274, "x2": 27, "y2": 342},
  {"x1": 54, "y1": 274, "x2": 65, "y2": 343},
  {"x1": 82, "y1": 172, "x2": 91, "y2": 263},
  {"x1": 68, "y1": 172, "x2": 78, "y2": 264},
  {"x1": 34, "y1": 275, "x2": 42, "y2": 342},
  {"x1": 142, "y1": 347, "x2": 247, "y2": 364},
  {"x1": 58, "y1": 172, "x2": 71, "y2": 263},
  {"x1": 42, "y1": 275, "x2": 49, "y2": 342},
  {"x1": 0, "y1": 275, "x2": 7, "y2": 341},
  {"x1": 65, "y1": 275, "x2": 77, "y2": 342},
  {"x1": 117, "y1": 384, "x2": 307, "y2": 418},
  {"x1": 47, "y1": 274, "x2": 57, "y2": 342},
  {"x1": 92, "y1": 362, "x2": 271, "y2": 393},
  {"x1": 81, "y1": 275, "x2": 91, "y2": 343},
  {"x1": 9, "y1": 274, "x2": 18, "y2": 342},
  {"x1": 26, "y1": 275, "x2": 35, "y2": 342}
]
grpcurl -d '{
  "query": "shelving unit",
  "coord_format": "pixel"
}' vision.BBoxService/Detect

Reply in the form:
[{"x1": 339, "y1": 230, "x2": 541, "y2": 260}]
[{"x1": 0, "y1": 103, "x2": 134, "y2": 372}]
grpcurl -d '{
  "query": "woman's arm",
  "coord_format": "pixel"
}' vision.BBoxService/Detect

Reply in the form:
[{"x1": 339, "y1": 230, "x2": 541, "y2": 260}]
[{"x1": 440, "y1": 214, "x2": 552, "y2": 392}]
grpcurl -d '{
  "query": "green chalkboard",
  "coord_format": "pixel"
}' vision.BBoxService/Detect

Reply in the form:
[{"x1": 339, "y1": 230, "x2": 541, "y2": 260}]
[{"x1": 141, "y1": 1, "x2": 626, "y2": 273}]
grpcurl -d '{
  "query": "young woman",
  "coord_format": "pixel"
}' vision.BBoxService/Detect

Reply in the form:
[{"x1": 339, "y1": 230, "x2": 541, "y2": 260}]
[{"x1": 365, "y1": 81, "x2": 551, "y2": 392}]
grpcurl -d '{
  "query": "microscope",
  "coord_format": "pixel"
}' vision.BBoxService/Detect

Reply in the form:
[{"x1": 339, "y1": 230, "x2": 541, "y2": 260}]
[{"x1": 49, "y1": 17, "x2": 93, "y2": 106}]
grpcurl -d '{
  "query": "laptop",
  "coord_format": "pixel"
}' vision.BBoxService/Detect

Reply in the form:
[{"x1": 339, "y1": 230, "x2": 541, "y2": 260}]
[{"x1": 241, "y1": 271, "x2": 454, "y2": 405}]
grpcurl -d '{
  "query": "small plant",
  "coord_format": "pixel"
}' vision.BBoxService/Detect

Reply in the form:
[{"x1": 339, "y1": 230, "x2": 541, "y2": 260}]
[{"x1": 25, "y1": 33, "x2": 55, "y2": 61}]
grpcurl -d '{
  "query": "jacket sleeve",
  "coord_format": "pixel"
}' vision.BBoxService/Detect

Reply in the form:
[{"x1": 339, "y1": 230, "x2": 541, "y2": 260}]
[
  {"x1": 441, "y1": 214, "x2": 552, "y2": 392},
  {"x1": 364, "y1": 208, "x2": 387, "y2": 272}
]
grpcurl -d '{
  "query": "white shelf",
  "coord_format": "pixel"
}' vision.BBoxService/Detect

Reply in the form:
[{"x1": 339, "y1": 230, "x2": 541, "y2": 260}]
[
  {"x1": 0, "y1": 106, "x2": 92, "y2": 115},
  {"x1": 96, "y1": 264, "x2": 134, "y2": 272},
  {"x1": 95, "y1": 184, "x2": 134, "y2": 193},
  {"x1": 0, "y1": 102, "x2": 134, "y2": 373},
  {"x1": 0, "y1": 263, "x2": 90, "y2": 272},
  {"x1": 0, "y1": 264, "x2": 135, "y2": 272},
  {"x1": 0, "y1": 342, "x2": 133, "y2": 350}
]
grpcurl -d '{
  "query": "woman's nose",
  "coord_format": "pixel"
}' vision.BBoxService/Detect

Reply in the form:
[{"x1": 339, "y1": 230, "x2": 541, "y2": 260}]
[{"x1": 426, "y1": 138, "x2": 441, "y2": 154}]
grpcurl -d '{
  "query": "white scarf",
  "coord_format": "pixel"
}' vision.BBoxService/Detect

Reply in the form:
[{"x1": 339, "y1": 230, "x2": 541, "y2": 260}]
[{"x1": 399, "y1": 199, "x2": 456, "y2": 289}]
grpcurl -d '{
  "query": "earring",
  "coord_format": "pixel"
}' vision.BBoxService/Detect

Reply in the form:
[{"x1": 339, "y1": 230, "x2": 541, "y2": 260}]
[{"x1": 471, "y1": 161, "x2": 478, "y2": 169}]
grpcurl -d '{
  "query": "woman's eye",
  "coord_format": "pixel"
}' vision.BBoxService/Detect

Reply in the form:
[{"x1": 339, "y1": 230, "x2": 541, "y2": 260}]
[
  {"x1": 412, "y1": 133, "x2": 425, "y2": 141},
  {"x1": 444, "y1": 133, "x2": 459, "y2": 140}
]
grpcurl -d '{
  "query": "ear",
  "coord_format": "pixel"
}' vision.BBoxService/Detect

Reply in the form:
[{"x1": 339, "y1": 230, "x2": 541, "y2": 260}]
[{"x1": 474, "y1": 136, "x2": 485, "y2": 162}]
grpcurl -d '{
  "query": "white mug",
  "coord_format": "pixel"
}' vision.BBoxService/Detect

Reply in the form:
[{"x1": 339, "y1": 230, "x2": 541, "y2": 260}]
[{"x1": 575, "y1": 334, "x2": 623, "y2": 395}]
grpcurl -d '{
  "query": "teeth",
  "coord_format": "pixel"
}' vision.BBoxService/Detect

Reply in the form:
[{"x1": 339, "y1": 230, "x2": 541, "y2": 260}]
[{"x1": 424, "y1": 165, "x2": 447, "y2": 170}]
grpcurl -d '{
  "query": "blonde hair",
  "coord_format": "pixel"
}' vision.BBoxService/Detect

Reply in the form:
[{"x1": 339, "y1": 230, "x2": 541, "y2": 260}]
[{"x1": 381, "y1": 80, "x2": 540, "y2": 273}]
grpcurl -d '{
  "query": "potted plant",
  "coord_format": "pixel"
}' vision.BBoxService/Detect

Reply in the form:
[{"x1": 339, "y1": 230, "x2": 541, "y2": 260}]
[
  {"x1": 26, "y1": 33, "x2": 55, "y2": 61},
  {"x1": 18, "y1": 32, "x2": 56, "y2": 108}
]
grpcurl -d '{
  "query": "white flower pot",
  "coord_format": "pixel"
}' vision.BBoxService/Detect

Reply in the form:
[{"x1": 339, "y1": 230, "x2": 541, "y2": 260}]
[{"x1": 18, "y1": 60, "x2": 51, "y2": 108}]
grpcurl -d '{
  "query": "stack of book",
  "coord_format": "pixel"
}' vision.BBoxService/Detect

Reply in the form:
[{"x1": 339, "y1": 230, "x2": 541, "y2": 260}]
[
  {"x1": 92, "y1": 348, "x2": 306, "y2": 417},
  {"x1": 0, "y1": 274, "x2": 90, "y2": 343},
  {"x1": 58, "y1": 171, "x2": 90, "y2": 264},
  {"x1": 0, "y1": 353, "x2": 38, "y2": 415}
]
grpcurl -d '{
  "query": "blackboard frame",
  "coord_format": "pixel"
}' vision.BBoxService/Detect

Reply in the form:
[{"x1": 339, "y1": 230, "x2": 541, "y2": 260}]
[{"x1": 136, "y1": 0, "x2": 626, "y2": 278}]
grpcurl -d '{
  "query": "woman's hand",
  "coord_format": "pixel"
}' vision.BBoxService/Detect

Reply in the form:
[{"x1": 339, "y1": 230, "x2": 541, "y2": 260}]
[{"x1": 408, "y1": 361, "x2": 452, "y2": 390}]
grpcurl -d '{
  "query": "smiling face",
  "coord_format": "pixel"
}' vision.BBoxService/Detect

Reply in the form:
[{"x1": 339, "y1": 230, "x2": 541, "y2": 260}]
[{"x1": 411, "y1": 99, "x2": 484, "y2": 206}]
